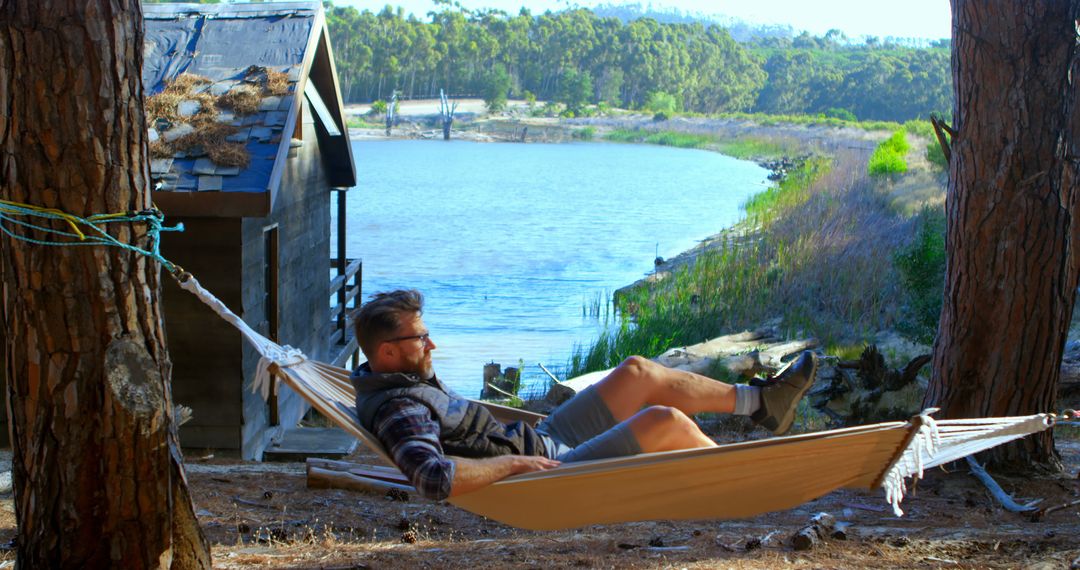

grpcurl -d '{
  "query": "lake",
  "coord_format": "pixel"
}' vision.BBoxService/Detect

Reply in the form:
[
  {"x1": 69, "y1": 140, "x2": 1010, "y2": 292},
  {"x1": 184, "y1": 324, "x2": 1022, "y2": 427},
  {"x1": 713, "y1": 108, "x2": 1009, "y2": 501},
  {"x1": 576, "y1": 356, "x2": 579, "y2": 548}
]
[{"x1": 334, "y1": 139, "x2": 768, "y2": 397}]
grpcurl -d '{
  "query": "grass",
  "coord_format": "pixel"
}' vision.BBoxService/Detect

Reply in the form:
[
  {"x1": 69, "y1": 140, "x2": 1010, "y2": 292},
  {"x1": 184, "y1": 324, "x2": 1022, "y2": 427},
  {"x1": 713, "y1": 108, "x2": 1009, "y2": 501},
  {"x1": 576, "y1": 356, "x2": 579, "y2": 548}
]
[
  {"x1": 568, "y1": 148, "x2": 916, "y2": 377},
  {"x1": 346, "y1": 117, "x2": 383, "y2": 129},
  {"x1": 744, "y1": 156, "x2": 828, "y2": 224},
  {"x1": 715, "y1": 111, "x2": 905, "y2": 132},
  {"x1": 604, "y1": 128, "x2": 798, "y2": 160},
  {"x1": 604, "y1": 129, "x2": 711, "y2": 148}
]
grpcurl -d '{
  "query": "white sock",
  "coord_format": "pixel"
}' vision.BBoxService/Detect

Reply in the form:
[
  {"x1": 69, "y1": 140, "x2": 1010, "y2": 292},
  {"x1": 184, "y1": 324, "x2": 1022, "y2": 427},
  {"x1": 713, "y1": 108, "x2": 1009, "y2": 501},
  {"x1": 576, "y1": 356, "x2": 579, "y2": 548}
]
[{"x1": 734, "y1": 385, "x2": 762, "y2": 416}]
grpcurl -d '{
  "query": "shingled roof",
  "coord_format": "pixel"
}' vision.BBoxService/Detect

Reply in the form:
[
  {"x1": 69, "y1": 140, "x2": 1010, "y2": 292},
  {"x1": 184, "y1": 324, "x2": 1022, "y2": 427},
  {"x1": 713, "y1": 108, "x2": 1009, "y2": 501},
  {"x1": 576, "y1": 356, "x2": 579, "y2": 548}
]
[{"x1": 143, "y1": 2, "x2": 355, "y2": 217}]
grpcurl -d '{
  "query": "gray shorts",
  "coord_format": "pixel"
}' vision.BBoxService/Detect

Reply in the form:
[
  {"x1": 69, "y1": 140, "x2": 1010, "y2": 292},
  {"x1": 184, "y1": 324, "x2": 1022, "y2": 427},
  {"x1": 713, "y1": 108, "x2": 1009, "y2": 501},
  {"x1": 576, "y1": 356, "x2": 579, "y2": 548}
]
[{"x1": 535, "y1": 386, "x2": 642, "y2": 462}]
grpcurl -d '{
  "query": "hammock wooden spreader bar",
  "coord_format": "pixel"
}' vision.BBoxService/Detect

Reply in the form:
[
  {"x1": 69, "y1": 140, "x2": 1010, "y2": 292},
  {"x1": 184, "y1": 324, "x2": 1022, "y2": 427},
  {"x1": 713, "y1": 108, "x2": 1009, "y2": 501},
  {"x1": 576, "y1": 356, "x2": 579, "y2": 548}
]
[{"x1": 177, "y1": 274, "x2": 1055, "y2": 531}]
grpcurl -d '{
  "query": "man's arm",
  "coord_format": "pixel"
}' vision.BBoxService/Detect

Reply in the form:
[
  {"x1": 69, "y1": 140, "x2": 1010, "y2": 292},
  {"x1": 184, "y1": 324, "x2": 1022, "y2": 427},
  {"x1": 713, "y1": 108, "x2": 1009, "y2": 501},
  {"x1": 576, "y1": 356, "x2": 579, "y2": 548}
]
[
  {"x1": 447, "y1": 454, "x2": 561, "y2": 497},
  {"x1": 373, "y1": 398, "x2": 560, "y2": 500}
]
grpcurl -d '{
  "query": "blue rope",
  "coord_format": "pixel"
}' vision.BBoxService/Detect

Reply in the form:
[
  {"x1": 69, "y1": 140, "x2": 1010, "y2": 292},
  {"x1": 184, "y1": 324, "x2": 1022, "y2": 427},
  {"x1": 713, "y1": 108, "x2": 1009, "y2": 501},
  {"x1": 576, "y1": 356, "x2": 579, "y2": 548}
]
[{"x1": 0, "y1": 201, "x2": 185, "y2": 273}]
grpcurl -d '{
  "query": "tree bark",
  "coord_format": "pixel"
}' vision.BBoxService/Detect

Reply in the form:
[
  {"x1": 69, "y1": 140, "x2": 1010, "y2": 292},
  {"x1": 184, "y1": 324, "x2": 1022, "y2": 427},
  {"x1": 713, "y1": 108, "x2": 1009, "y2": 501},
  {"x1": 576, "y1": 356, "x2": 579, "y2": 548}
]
[
  {"x1": 0, "y1": 2, "x2": 210, "y2": 567},
  {"x1": 926, "y1": 0, "x2": 1080, "y2": 469}
]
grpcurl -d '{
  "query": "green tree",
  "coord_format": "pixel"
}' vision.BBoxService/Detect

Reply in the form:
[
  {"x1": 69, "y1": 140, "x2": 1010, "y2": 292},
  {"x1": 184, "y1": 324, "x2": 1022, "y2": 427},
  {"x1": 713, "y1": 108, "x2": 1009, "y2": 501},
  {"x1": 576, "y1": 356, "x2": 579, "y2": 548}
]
[
  {"x1": 557, "y1": 68, "x2": 593, "y2": 115},
  {"x1": 481, "y1": 64, "x2": 511, "y2": 112},
  {"x1": 644, "y1": 91, "x2": 678, "y2": 114}
]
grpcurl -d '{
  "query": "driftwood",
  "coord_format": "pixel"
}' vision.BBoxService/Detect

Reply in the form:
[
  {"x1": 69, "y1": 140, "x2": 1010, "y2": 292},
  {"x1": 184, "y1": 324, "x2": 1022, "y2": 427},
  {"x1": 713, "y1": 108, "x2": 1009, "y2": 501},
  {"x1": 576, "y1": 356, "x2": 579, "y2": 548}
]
[
  {"x1": 439, "y1": 89, "x2": 457, "y2": 140},
  {"x1": 1030, "y1": 498, "x2": 1080, "y2": 522},
  {"x1": 808, "y1": 345, "x2": 931, "y2": 426},
  {"x1": 384, "y1": 90, "x2": 397, "y2": 136},
  {"x1": 481, "y1": 362, "x2": 520, "y2": 400},
  {"x1": 791, "y1": 512, "x2": 837, "y2": 551},
  {"x1": 965, "y1": 456, "x2": 1040, "y2": 512},
  {"x1": 306, "y1": 458, "x2": 412, "y2": 495}
]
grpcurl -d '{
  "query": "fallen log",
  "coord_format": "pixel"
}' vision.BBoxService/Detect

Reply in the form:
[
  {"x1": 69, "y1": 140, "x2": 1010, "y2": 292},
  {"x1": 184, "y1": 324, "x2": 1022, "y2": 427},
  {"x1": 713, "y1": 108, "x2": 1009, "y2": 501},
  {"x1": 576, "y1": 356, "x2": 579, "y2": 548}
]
[
  {"x1": 791, "y1": 512, "x2": 836, "y2": 551},
  {"x1": 307, "y1": 464, "x2": 413, "y2": 495}
]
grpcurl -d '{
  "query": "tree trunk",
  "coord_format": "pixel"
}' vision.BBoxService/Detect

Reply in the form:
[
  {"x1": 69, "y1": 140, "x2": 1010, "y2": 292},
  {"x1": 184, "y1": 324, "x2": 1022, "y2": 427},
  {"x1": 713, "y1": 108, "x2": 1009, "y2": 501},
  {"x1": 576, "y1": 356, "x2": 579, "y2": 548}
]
[
  {"x1": 925, "y1": 0, "x2": 1080, "y2": 470},
  {"x1": 0, "y1": 2, "x2": 211, "y2": 567}
]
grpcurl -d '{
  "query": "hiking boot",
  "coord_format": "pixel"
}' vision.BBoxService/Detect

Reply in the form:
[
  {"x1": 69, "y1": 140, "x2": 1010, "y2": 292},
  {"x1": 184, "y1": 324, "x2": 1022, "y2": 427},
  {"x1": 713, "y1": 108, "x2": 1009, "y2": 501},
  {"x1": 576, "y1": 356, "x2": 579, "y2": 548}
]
[{"x1": 751, "y1": 351, "x2": 818, "y2": 436}]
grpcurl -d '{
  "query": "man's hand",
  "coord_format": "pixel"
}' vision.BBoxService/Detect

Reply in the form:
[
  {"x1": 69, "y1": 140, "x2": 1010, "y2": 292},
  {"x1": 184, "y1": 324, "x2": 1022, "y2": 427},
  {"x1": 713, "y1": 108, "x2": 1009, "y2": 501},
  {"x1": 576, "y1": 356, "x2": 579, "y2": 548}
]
[
  {"x1": 448, "y1": 454, "x2": 562, "y2": 497},
  {"x1": 506, "y1": 455, "x2": 561, "y2": 475}
]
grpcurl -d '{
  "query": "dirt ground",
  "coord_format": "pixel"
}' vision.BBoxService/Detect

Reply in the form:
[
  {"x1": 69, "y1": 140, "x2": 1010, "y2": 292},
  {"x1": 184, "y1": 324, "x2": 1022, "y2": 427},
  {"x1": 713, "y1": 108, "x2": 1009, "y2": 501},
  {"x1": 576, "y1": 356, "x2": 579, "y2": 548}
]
[
  {"x1": 200, "y1": 437, "x2": 1080, "y2": 569},
  {"x1": 0, "y1": 434, "x2": 1076, "y2": 568}
]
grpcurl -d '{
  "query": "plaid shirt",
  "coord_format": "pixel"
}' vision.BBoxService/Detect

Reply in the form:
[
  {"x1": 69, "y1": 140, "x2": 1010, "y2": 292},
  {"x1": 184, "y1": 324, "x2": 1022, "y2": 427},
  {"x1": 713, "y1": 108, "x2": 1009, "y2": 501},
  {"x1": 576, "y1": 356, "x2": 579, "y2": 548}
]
[{"x1": 372, "y1": 397, "x2": 456, "y2": 501}]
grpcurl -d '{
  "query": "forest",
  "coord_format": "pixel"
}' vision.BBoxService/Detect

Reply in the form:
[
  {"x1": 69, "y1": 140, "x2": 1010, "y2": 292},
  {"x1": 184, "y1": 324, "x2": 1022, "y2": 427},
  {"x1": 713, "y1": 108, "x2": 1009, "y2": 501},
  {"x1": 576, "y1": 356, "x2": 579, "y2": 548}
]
[{"x1": 324, "y1": 3, "x2": 952, "y2": 122}]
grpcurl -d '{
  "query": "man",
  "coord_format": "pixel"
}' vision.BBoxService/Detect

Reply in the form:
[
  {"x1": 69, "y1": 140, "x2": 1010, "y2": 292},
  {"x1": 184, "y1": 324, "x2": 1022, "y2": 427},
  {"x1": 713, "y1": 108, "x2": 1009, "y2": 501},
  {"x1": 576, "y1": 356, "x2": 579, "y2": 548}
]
[{"x1": 352, "y1": 289, "x2": 817, "y2": 501}]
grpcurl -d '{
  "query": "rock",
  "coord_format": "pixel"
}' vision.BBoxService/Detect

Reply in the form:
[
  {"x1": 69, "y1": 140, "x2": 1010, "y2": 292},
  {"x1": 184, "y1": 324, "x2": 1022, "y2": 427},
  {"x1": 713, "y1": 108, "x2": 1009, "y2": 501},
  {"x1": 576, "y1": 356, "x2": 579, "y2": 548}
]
[
  {"x1": 162, "y1": 122, "x2": 195, "y2": 142},
  {"x1": 177, "y1": 100, "x2": 201, "y2": 117}
]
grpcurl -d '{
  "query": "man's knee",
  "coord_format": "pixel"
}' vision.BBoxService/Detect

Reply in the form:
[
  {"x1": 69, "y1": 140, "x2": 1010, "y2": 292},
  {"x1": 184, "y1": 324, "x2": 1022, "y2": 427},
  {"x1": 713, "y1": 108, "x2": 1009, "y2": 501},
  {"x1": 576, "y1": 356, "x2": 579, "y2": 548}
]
[
  {"x1": 638, "y1": 405, "x2": 693, "y2": 430},
  {"x1": 633, "y1": 405, "x2": 699, "y2": 448},
  {"x1": 616, "y1": 355, "x2": 658, "y2": 379}
]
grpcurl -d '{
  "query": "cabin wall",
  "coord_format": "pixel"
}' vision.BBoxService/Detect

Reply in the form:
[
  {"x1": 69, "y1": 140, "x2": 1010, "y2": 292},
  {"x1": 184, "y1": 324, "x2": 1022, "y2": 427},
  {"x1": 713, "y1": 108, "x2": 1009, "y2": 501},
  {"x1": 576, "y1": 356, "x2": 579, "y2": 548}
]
[
  {"x1": 160, "y1": 218, "x2": 245, "y2": 451},
  {"x1": 240, "y1": 98, "x2": 332, "y2": 459}
]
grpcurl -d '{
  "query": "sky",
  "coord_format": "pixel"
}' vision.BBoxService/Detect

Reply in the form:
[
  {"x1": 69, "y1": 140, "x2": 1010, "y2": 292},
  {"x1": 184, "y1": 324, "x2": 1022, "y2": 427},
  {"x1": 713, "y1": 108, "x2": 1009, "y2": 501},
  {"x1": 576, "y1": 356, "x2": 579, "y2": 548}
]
[{"x1": 331, "y1": 0, "x2": 952, "y2": 40}]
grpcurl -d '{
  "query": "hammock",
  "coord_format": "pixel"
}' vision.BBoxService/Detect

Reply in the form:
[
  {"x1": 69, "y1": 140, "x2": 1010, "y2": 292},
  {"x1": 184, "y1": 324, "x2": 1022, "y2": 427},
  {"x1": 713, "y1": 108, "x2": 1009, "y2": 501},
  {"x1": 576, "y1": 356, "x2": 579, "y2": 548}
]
[{"x1": 178, "y1": 275, "x2": 1056, "y2": 531}]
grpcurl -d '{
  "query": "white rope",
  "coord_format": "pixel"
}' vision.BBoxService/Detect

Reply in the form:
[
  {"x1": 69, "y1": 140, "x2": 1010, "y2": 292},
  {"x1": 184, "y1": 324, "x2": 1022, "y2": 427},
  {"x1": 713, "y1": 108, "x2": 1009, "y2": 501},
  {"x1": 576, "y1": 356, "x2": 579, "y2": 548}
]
[
  {"x1": 880, "y1": 409, "x2": 1053, "y2": 516},
  {"x1": 177, "y1": 274, "x2": 306, "y2": 399}
]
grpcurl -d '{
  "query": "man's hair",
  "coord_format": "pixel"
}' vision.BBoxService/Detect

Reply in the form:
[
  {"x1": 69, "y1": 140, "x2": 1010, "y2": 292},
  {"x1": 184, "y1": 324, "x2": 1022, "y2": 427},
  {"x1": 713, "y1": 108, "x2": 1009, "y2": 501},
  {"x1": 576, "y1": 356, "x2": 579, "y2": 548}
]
[{"x1": 354, "y1": 289, "x2": 424, "y2": 359}]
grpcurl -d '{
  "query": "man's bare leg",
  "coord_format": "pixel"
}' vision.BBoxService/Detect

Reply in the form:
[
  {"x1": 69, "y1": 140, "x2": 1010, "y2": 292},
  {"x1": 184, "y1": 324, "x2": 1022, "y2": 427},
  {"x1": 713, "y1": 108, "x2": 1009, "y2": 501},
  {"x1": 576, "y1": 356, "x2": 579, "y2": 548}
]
[
  {"x1": 592, "y1": 352, "x2": 819, "y2": 437},
  {"x1": 623, "y1": 406, "x2": 718, "y2": 452},
  {"x1": 592, "y1": 356, "x2": 737, "y2": 422}
]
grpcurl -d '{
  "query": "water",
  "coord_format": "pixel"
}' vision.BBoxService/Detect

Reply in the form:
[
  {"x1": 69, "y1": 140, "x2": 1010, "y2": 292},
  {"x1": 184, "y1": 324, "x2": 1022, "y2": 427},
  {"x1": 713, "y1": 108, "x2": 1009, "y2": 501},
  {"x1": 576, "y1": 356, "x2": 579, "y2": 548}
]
[{"x1": 334, "y1": 139, "x2": 768, "y2": 397}]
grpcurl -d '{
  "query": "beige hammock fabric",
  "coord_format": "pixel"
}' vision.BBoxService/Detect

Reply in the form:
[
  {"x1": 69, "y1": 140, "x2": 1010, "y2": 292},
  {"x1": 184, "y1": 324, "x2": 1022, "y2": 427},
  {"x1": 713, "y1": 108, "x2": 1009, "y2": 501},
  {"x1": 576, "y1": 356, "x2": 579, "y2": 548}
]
[{"x1": 178, "y1": 275, "x2": 1055, "y2": 531}]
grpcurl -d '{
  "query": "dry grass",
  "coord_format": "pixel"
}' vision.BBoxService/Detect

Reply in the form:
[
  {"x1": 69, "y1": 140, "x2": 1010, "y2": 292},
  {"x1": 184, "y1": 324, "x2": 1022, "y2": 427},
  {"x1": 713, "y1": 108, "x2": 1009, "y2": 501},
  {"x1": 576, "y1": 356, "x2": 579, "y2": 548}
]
[
  {"x1": 166, "y1": 73, "x2": 212, "y2": 94},
  {"x1": 149, "y1": 139, "x2": 173, "y2": 159},
  {"x1": 146, "y1": 73, "x2": 258, "y2": 168},
  {"x1": 207, "y1": 142, "x2": 250, "y2": 169},
  {"x1": 218, "y1": 84, "x2": 262, "y2": 115},
  {"x1": 147, "y1": 73, "x2": 219, "y2": 124},
  {"x1": 171, "y1": 123, "x2": 250, "y2": 169},
  {"x1": 265, "y1": 69, "x2": 290, "y2": 97},
  {"x1": 146, "y1": 90, "x2": 185, "y2": 123}
]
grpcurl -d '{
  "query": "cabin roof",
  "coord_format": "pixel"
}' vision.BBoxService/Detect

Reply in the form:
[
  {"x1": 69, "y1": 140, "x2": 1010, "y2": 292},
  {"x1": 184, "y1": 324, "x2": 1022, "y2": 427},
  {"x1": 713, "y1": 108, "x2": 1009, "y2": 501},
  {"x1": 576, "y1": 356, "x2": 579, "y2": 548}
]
[{"x1": 143, "y1": 2, "x2": 355, "y2": 217}]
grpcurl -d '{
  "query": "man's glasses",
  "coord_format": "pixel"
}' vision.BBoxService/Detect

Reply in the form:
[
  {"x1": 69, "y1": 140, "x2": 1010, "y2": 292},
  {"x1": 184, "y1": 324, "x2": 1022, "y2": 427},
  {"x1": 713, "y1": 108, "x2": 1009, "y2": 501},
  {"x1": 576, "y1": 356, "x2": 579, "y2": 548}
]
[{"x1": 385, "y1": 332, "x2": 431, "y2": 345}]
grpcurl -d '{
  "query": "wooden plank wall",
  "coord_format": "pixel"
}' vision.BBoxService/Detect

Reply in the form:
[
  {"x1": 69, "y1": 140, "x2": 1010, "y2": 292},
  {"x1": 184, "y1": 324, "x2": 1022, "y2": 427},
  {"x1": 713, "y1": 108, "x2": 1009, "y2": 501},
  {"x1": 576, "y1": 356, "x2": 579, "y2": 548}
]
[
  {"x1": 160, "y1": 218, "x2": 245, "y2": 452},
  {"x1": 240, "y1": 98, "x2": 333, "y2": 458}
]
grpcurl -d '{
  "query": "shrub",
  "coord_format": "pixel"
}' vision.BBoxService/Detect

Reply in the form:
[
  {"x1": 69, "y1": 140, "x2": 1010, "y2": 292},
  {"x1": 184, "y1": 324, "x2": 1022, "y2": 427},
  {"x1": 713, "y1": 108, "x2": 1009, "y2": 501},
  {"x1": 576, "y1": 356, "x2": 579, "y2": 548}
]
[
  {"x1": 868, "y1": 129, "x2": 909, "y2": 175},
  {"x1": 903, "y1": 120, "x2": 935, "y2": 139},
  {"x1": 925, "y1": 141, "x2": 948, "y2": 170},
  {"x1": 881, "y1": 129, "x2": 910, "y2": 154},
  {"x1": 572, "y1": 126, "x2": 596, "y2": 140},
  {"x1": 893, "y1": 206, "x2": 946, "y2": 343},
  {"x1": 825, "y1": 107, "x2": 857, "y2": 121},
  {"x1": 369, "y1": 100, "x2": 387, "y2": 117},
  {"x1": 868, "y1": 151, "x2": 908, "y2": 175},
  {"x1": 644, "y1": 91, "x2": 679, "y2": 115}
]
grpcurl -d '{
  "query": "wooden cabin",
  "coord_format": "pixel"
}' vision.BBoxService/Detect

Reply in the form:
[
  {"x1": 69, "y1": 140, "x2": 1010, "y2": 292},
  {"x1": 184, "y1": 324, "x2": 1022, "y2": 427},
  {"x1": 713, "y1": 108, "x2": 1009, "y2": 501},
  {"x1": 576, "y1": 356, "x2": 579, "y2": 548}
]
[{"x1": 143, "y1": 2, "x2": 359, "y2": 459}]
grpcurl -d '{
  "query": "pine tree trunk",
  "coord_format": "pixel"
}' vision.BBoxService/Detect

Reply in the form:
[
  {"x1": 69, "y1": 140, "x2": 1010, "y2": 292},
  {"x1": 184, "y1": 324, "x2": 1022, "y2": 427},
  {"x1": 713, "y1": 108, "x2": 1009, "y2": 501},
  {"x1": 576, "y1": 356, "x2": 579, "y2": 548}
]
[
  {"x1": 0, "y1": 2, "x2": 211, "y2": 567},
  {"x1": 925, "y1": 0, "x2": 1080, "y2": 470}
]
